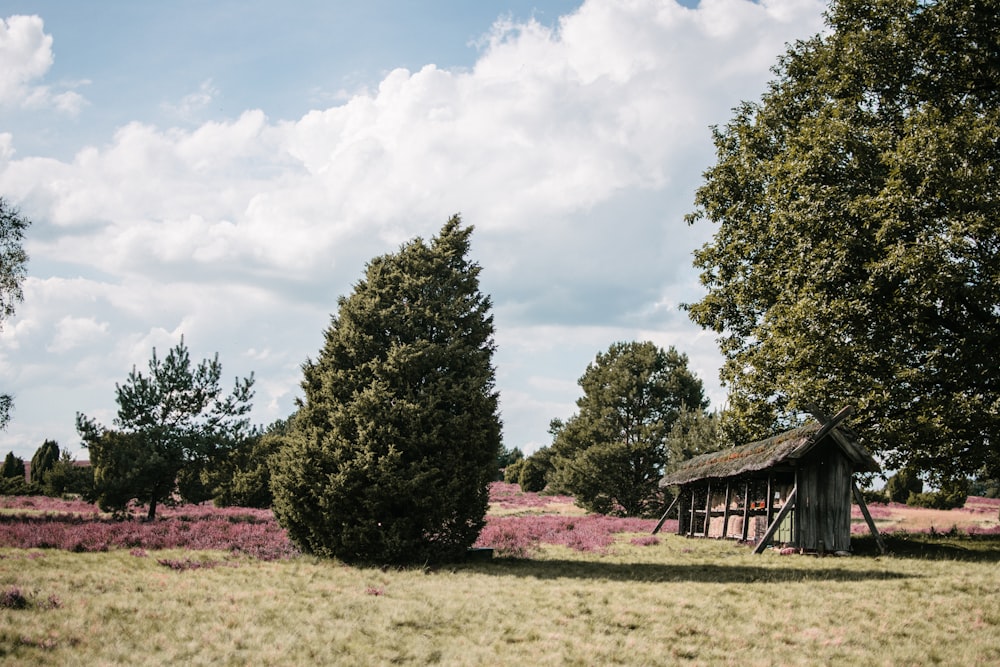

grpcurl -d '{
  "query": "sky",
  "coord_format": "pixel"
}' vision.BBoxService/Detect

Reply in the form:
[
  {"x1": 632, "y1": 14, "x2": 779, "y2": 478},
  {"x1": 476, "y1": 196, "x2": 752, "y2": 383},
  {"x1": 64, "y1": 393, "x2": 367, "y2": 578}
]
[{"x1": 0, "y1": 0, "x2": 828, "y2": 462}]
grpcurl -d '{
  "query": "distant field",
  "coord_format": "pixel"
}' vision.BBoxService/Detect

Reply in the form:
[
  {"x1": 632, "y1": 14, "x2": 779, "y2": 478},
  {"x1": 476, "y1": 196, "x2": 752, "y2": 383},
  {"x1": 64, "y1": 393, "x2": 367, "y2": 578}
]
[{"x1": 1, "y1": 485, "x2": 998, "y2": 665}]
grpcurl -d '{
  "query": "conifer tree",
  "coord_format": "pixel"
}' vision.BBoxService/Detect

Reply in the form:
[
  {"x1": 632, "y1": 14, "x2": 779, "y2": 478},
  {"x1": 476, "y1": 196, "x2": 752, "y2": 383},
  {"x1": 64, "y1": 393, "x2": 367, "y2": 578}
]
[
  {"x1": 549, "y1": 341, "x2": 708, "y2": 516},
  {"x1": 272, "y1": 216, "x2": 502, "y2": 564}
]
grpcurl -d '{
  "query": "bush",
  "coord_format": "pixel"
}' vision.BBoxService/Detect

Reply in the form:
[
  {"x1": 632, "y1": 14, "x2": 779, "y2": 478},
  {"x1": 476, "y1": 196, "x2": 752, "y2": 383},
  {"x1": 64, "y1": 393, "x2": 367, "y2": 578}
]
[
  {"x1": 886, "y1": 468, "x2": 923, "y2": 503},
  {"x1": 907, "y1": 479, "x2": 969, "y2": 510},
  {"x1": 503, "y1": 459, "x2": 525, "y2": 485},
  {"x1": 860, "y1": 487, "x2": 887, "y2": 505},
  {"x1": 518, "y1": 448, "x2": 553, "y2": 493}
]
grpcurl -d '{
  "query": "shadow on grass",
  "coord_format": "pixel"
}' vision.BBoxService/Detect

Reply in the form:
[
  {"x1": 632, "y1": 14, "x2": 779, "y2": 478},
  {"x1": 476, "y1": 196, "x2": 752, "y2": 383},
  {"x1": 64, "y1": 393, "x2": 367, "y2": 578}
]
[
  {"x1": 465, "y1": 558, "x2": 912, "y2": 584},
  {"x1": 852, "y1": 533, "x2": 1000, "y2": 562}
]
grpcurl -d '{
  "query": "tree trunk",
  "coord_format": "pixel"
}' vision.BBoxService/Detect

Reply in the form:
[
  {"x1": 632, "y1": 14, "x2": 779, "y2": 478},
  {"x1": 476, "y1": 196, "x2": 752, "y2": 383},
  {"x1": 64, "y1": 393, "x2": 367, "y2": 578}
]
[{"x1": 146, "y1": 495, "x2": 158, "y2": 521}]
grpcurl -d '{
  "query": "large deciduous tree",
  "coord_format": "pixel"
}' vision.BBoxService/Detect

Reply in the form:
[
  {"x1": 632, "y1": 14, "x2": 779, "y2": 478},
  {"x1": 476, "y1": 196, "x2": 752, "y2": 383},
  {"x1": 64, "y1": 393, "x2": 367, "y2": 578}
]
[
  {"x1": 685, "y1": 0, "x2": 1000, "y2": 482},
  {"x1": 549, "y1": 341, "x2": 708, "y2": 516},
  {"x1": 271, "y1": 216, "x2": 502, "y2": 564},
  {"x1": 77, "y1": 337, "x2": 255, "y2": 519},
  {"x1": 0, "y1": 197, "x2": 30, "y2": 429}
]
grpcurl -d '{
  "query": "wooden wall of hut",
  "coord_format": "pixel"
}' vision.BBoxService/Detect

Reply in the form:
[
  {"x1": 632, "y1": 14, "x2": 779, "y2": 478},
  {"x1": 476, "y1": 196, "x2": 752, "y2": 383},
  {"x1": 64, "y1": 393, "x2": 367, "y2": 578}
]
[{"x1": 796, "y1": 447, "x2": 854, "y2": 552}]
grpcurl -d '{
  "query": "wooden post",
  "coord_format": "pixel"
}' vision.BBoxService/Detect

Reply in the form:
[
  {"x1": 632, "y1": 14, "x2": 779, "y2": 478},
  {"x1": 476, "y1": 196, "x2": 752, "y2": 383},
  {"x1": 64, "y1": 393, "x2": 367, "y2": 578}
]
[
  {"x1": 689, "y1": 485, "x2": 697, "y2": 536},
  {"x1": 753, "y1": 487, "x2": 797, "y2": 554},
  {"x1": 703, "y1": 480, "x2": 712, "y2": 535},
  {"x1": 722, "y1": 482, "x2": 732, "y2": 539},
  {"x1": 793, "y1": 468, "x2": 800, "y2": 548},
  {"x1": 852, "y1": 481, "x2": 887, "y2": 554},
  {"x1": 765, "y1": 474, "x2": 774, "y2": 527},
  {"x1": 652, "y1": 493, "x2": 680, "y2": 535},
  {"x1": 741, "y1": 480, "x2": 751, "y2": 542}
]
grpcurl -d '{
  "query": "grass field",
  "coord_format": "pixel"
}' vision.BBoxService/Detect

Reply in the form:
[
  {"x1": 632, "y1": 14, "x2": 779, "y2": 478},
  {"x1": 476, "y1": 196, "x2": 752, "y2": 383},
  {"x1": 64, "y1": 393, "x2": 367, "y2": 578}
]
[{"x1": 2, "y1": 487, "x2": 999, "y2": 666}]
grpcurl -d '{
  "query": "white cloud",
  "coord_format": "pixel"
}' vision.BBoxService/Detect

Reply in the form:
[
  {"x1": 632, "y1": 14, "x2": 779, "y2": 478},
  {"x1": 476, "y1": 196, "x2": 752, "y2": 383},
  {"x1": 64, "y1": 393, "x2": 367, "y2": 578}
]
[
  {"x1": 0, "y1": 14, "x2": 86, "y2": 113},
  {"x1": 0, "y1": 0, "x2": 827, "y2": 458},
  {"x1": 0, "y1": 132, "x2": 14, "y2": 160},
  {"x1": 48, "y1": 316, "x2": 110, "y2": 353}
]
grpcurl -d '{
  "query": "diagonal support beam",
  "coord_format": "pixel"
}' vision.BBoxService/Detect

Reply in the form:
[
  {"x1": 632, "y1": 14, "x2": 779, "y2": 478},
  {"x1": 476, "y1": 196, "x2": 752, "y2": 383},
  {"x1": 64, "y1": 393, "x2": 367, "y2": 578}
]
[
  {"x1": 852, "y1": 481, "x2": 887, "y2": 554},
  {"x1": 652, "y1": 493, "x2": 681, "y2": 535},
  {"x1": 753, "y1": 487, "x2": 797, "y2": 554}
]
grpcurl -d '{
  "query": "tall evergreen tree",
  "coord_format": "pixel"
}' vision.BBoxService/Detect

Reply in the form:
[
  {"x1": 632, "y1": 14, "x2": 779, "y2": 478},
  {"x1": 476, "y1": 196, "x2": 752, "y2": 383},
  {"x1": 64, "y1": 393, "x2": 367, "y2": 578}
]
[
  {"x1": 1, "y1": 451, "x2": 25, "y2": 480},
  {"x1": 685, "y1": 0, "x2": 1000, "y2": 482},
  {"x1": 29, "y1": 440, "x2": 60, "y2": 487},
  {"x1": 549, "y1": 341, "x2": 708, "y2": 516},
  {"x1": 271, "y1": 216, "x2": 502, "y2": 564}
]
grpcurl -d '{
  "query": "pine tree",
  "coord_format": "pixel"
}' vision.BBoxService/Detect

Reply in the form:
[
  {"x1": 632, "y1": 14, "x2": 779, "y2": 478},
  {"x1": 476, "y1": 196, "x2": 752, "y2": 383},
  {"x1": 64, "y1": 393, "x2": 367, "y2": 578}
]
[
  {"x1": 77, "y1": 337, "x2": 255, "y2": 519},
  {"x1": 549, "y1": 341, "x2": 708, "y2": 516}
]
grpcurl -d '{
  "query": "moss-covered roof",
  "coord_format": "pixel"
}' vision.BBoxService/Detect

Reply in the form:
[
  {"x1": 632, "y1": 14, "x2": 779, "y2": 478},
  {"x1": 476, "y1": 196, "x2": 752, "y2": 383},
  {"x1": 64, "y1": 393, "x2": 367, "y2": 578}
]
[{"x1": 660, "y1": 421, "x2": 879, "y2": 487}]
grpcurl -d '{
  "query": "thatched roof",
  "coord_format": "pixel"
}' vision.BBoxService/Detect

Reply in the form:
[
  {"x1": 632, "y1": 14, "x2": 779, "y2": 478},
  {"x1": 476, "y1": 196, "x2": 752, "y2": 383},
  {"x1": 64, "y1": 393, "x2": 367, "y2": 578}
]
[{"x1": 660, "y1": 421, "x2": 879, "y2": 487}]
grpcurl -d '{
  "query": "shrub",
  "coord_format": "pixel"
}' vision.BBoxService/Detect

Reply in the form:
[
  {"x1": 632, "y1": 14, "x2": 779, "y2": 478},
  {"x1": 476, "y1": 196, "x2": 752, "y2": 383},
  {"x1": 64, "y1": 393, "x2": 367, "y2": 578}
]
[
  {"x1": 0, "y1": 586, "x2": 29, "y2": 610},
  {"x1": 860, "y1": 487, "x2": 888, "y2": 505},
  {"x1": 886, "y1": 468, "x2": 923, "y2": 503},
  {"x1": 518, "y1": 448, "x2": 553, "y2": 493},
  {"x1": 503, "y1": 459, "x2": 525, "y2": 485},
  {"x1": 907, "y1": 479, "x2": 969, "y2": 510}
]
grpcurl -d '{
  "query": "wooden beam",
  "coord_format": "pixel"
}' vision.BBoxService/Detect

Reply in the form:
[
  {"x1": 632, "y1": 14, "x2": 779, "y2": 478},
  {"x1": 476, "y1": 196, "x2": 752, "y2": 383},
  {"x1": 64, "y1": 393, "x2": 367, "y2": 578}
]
[
  {"x1": 741, "y1": 480, "x2": 751, "y2": 542},
  {"x1": 753, "y1": 487, "x2": 797, "y2": 554},
  {"x1": 852, "y1": 481, "x2": 887, "y2": 554},
  {"x1": 765, "y1": 474, "x2": 774, "y2": 526},
  {"x1": 703, "y1": 480, "x2": 712, "y2": 535},
  {"x1": 689, "y1": 485, "x2": 697, "y2": 536},
  {"x1": 793, "y1": 468, "x2": 800, "y2": 547},
  {"x1": 722, "y1": 481, "x2": 732, "y2": 539},
  {"x1": 652, "y1": 493, "x2": 681, "y2": 535}
]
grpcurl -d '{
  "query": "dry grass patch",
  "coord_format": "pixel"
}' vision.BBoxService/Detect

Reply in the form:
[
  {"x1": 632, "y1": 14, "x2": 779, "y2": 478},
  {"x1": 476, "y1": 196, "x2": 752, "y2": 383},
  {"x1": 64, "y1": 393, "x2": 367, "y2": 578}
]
[{"x1": 3, "y1": 534, "x2": 1000, "y2": 666}]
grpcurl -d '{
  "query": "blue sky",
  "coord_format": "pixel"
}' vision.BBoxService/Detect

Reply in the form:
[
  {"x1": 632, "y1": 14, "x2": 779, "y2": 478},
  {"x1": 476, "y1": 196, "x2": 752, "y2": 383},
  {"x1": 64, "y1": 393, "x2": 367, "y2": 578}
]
[{"x1": 0, "y1": 0, "x2": 827, "y2": 461}]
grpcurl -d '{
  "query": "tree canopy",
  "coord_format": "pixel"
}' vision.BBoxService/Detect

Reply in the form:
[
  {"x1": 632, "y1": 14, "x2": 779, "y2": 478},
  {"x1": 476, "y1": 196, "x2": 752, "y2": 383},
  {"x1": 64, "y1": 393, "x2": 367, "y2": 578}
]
[
  {"x1": 549, "y1": 341, "x2": 708, "y2": 516},
  {"x1": 77, "y1": 337, "x2": 255, "y2": 519},
  {"x1": 0, "y1": 197, "x2": 31, "y2": 429},
  {"x1": 271, "y1": 216, "x2": 502, "y2": 564},
  {"x1": 685, "y1": 0, "x2": 1000, "y2": 482}
]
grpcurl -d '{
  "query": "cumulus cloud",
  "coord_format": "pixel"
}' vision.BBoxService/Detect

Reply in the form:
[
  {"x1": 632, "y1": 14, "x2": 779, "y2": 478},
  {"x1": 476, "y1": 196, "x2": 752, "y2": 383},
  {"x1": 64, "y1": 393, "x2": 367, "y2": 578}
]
[
  {"x1": 0, "y1": 15, "x2": 86, "y2": 113},
  {"x1": 0, "y1": 0, "x2": 827, "y2": 456},
  {"x1": 48, "y1": 316, "x2": 110, "y2": 353}
]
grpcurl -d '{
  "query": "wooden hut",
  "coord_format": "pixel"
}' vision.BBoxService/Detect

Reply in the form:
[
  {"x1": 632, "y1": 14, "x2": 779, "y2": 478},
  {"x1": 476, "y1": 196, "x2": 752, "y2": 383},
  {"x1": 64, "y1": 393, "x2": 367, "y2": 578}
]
[{"x1": 655, "y1": 408, "x2": 885, "y2": 554}]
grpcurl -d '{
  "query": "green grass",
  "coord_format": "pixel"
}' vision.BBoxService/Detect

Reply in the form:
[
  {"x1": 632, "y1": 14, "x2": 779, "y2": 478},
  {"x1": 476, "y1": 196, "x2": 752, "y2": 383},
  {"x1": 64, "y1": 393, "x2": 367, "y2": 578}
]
[{"x1": 2, "y1": 534, "x2": 999, "y2": 665}]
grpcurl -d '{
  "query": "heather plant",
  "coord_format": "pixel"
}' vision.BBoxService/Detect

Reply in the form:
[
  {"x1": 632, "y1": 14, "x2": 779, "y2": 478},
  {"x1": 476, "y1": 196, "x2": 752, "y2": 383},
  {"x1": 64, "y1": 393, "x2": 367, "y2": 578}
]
[
  {"x1": 475, "y1": 513, "x2": 660, "y2": 557},
  {"x1": 0, "y1": 585, "x2": 28, "y2": 609},
  {"x1": 0, "y1": 497, "x2": 296, "y2": 560},
  {"x1": 0, "y1": 585, "x2": 60, "y2": 611}
]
